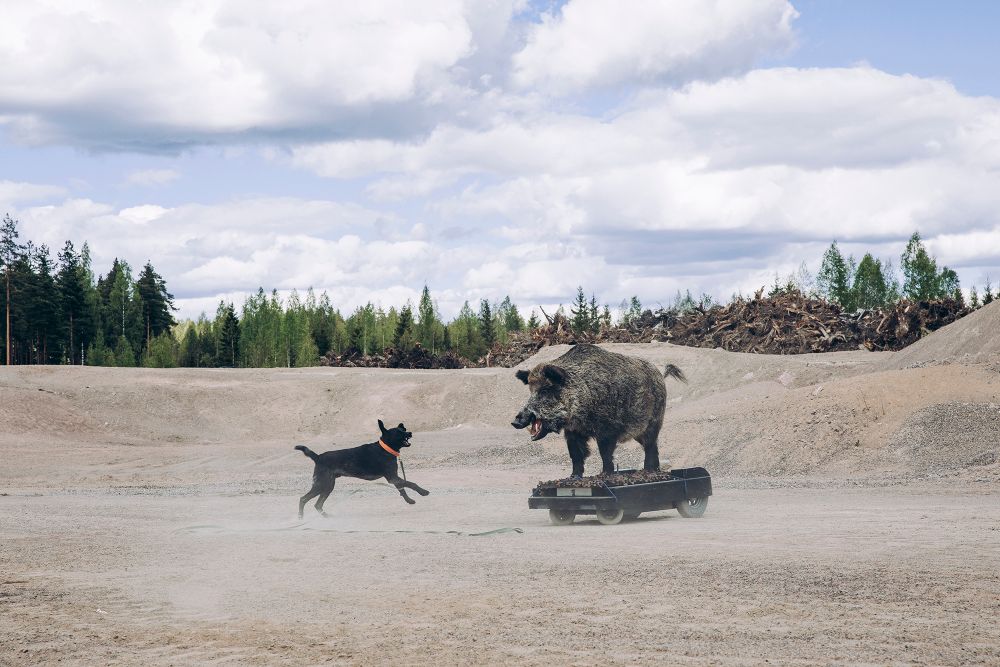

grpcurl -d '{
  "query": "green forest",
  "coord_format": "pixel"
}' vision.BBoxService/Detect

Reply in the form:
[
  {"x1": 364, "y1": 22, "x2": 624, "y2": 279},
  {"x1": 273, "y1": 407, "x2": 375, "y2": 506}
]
[{"x1": 1, "y1": 213, "x2": 993, "y2": 368}]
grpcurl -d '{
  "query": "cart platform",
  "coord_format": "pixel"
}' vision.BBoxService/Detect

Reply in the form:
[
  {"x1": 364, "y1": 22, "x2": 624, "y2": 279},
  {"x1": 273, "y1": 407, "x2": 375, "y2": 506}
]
[{"x1": 528, "y1": 467, "x2": 712, "y2": 525}]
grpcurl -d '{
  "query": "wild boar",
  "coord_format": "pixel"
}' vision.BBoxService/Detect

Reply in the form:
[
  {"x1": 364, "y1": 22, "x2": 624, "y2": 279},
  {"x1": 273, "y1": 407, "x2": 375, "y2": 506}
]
[{"x1": 511, "y1": 344, "x2": 686, "y2": 477}]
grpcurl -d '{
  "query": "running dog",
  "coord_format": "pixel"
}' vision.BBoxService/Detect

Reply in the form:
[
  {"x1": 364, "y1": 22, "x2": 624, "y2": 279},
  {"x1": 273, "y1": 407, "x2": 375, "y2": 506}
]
[{"x1": 294, "y1": 419, "x2": 430, "y2": 518}]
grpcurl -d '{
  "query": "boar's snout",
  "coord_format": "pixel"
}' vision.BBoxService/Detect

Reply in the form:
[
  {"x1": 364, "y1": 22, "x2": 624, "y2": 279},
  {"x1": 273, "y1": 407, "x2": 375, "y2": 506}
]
[{"x1": 511, "y1": 408, "x2": 534, "y2": 430}]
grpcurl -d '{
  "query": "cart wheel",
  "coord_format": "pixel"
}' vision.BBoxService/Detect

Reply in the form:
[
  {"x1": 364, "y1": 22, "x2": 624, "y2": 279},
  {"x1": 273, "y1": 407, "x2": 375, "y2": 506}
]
[
  {"x1": 624, "y1": 511, "x2": 641, "y2": 521},
  {"x1": 676, "y1": 496, "x2": 709, "y2": 518},
  {"x1": 596, "y1": 508, "x2": 624, "y2": 525},
  {"x1": 549, "y1": 509, "x2": 576, "y2": 526}
]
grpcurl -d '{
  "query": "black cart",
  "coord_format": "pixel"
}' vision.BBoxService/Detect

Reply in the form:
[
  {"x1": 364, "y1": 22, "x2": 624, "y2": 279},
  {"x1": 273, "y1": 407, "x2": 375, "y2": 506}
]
[{"x1": 528, "y1": 467, "x2": 713, "y2": 525}]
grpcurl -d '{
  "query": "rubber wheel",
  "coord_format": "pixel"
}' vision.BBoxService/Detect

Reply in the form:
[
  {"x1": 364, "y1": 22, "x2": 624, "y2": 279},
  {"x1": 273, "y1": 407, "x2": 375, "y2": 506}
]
[
  {"x1": 676, "y1": 496, "x2": 709, "y2": 518},
  {"x1": 596, "y1": 508, "x2": 625, "y2": 525},
  {"x1": 549, "y1": 509, "x2": 576, "y2": 526}
]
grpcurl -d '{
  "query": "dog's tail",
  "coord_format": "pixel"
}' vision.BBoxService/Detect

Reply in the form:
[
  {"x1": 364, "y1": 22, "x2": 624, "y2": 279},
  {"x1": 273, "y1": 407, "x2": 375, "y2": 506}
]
[
  {"x1": 294, "y1": 445, "x2": 319, "y2": 462},
  {"x1": 663, "y1": 363, "x2": 688, "y2": 383}
]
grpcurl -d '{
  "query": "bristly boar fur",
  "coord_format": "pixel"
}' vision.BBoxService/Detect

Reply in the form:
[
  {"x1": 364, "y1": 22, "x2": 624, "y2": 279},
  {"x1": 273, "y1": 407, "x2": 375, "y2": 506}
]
[{"x1": 511, "y1": 344, "x2": 686, "y2": 477}]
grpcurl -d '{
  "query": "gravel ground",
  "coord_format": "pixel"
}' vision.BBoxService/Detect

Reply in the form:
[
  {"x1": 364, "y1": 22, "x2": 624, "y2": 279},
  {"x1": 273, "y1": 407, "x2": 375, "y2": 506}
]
[{"x1": 3, "y1": 322, "x2": 1000, "y2": 665}]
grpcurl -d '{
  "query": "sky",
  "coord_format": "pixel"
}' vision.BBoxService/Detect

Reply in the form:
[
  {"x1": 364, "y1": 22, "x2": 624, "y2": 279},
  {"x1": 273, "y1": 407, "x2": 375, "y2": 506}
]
[{"x1": 2, "y1": 0, "x2": 999, "y2": 320}]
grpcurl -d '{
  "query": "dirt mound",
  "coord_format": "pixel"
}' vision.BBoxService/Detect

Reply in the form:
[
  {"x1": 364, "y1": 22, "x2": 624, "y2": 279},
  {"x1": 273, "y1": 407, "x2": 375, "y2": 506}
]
[{"x1": 884, "y1": 299, "x2": 1000, "y2": 369}]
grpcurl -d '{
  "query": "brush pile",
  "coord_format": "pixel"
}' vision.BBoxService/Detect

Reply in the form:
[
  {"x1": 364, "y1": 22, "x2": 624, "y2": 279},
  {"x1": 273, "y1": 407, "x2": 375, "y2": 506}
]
[
  {"x1": 323, "y1": 292, "x2": 971, "y2": 369},
  {"x1": 534, "y1": 470, "x2": 676, "y2": 492},
  {"x1": 321, "y1": 343, "x2": 468, "y2": 369},
  {"x1": 493, "y1": 291, "x2": 970, "y2": 366}
]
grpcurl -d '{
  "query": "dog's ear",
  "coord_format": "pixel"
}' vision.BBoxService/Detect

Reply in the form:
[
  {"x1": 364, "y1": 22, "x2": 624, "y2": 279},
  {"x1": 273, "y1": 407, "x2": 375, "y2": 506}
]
[
  {"x1": 515, "y1": 369, "x2": 530, "y2": 384},
  {"x1": 542, "y1": 364, "x2": 567, "y2": 386},
  {"x1": 378, "y1": 419, "x2": 387, "y2": 434},
  {"x1": 397, "y1": 422, "x2": 405, "y2": 430}
]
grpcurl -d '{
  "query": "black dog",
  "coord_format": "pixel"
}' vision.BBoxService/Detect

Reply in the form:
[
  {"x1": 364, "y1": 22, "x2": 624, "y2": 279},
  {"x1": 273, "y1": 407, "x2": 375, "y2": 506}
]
[{"x1": 294, "y1": 419, "x2": 430, "y2": 518}]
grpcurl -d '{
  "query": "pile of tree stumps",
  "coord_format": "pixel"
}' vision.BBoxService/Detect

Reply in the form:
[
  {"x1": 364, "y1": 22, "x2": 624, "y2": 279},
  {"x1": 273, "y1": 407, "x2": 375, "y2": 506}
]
[{"x1": 323, "y1": 291, "x2": 971, "y2": 369}]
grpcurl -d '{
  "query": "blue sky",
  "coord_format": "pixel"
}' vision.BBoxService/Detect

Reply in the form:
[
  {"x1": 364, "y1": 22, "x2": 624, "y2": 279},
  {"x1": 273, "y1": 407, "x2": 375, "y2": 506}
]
[{"x1": 1, "y1": 1, "x2": 998, "y2": 319}]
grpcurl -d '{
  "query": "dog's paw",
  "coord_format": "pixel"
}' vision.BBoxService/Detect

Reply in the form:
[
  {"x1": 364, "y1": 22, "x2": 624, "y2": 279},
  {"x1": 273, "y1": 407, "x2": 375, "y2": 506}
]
[
  {"x1": 405, "y1": 497, "x2": 416, "y2": 505},
  {"x1": 418, "y1": 488, "x2": 430, "y2": 496}
]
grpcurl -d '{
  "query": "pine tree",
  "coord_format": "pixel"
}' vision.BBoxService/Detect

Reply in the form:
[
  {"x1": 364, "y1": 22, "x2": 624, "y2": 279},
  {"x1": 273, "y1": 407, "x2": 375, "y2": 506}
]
[
  {"x1": 25, "y1": 244, "x2": 61, "y2": 364},
  {"x1": 570, "y1": 286, "x2": 590, "y2": 334},
  {"x1": 499, "y1": 295, "x2": 524, "y2": 333},
  {"x1": 216, "y1": 303, "x2": 240, "y2": 367},
  {"x1": 478, "y1": 299, "x2": 495, "y2": 347},
  {"x1": 984, "y1": 277, "x2": 994, "y2": 305},
  {"x1": 526, "y1": 310, "x2": 540, "y2": 330},
  {"x1": 135, "y1": 262, "x2": 176, "y2": 351},
  {"x1": 970, "y1": 286, "x2": 980, "y2": 309},
  {"x1": 588, "y1": 294, "x2": 600, "y2": 333},
  {"x1": 0, "y1": 214, "x2": 23, "y2": 365},
  {"x1": 394, "y1": 303, "x2": 415, "y2": 350},
  {"x1": 417, "y1": 285, "x2": 439, "y2": 353},
  {"x1": 57, "y1": 241, "x2": 96, "y2": 364}
]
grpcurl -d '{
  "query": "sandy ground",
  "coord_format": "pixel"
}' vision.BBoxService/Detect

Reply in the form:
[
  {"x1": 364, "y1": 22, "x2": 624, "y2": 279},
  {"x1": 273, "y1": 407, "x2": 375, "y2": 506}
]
[{"x1": 3, "y1": 308, "x2": 1000, "y2": 665}]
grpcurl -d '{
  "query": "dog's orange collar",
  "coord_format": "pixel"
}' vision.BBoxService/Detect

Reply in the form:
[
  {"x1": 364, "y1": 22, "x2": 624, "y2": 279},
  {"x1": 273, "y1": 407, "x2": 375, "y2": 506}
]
[{"x1": 378, "y1": 439, "x2": 400, "y2": 457}]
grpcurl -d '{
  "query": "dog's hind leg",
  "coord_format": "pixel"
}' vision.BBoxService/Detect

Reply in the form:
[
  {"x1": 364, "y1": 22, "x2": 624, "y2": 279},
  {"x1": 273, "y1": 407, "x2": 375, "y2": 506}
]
[
  {"x1": 298, "y1": 485, "x2": 320, "y2": 519},
  {"x1": 314, "y1": 476, "x2": 337, "y2": 517},
  {"x1": 299, "y1": 470, "x2": 334, "y2": 518},
  {"x1": 401, "y1": 480, "x2": 430, "y2": 496}
]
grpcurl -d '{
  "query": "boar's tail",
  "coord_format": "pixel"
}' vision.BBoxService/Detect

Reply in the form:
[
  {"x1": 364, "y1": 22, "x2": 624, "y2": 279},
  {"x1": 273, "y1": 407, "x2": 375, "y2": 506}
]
[
  {"x1": 294, "y1": 445, "x2": 319, "y2": 462},
  {"x1": 663, "y1": 364, "x2": 688, "y2": 383}
]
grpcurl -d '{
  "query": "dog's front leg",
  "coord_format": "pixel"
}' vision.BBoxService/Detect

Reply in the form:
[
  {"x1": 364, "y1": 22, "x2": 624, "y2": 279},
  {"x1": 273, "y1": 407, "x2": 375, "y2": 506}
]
[{"x1": 386, "y1": 475, "x2": 417, "y2": 504}]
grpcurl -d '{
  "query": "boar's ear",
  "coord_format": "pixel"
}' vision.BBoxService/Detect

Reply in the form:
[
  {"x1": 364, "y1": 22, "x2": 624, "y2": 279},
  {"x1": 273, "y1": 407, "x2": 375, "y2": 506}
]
[
  {"x1": 378, "y1": 419, "x2": 387, "y2": 434},
  {"x1": 515, "y1": 369, "x2": 530, "y2": 384},
  {"x1": 542, "y1": 364, "x2": 567, "y2": 386}
]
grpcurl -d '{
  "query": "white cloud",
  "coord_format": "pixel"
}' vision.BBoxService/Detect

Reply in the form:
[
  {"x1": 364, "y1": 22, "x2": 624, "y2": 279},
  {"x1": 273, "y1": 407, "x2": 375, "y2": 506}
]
[
  {"x1": 0, "y1": 180, "x2": 67, "y2": 208},
  {"x1": 4, "y1": 4, "x2": 1000, "y2": 318},
  {"x1": 512, "y1": 0, "x2": 797, "y2": 93},
  {"x1": 0, "y1": 0, "x2": 499, "y2": 147}
]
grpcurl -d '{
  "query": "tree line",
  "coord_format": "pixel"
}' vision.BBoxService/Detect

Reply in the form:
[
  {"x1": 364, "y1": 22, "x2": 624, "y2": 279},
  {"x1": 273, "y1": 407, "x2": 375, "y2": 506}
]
[
  {"x1": 1, "y1": 214, "x2": 175, "y2": 366},
  {"x1": 2, "y1": 213, "x2": 995, "y2": 368},
  {"x1": 172, "y1": 286, "x2": 529, "y2": 368}
]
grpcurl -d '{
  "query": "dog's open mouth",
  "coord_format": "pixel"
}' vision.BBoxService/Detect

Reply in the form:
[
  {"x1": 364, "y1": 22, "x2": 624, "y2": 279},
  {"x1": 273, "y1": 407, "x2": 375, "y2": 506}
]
[{"x1": 529, "y1": 419, "x2": 546, "y2": 441}]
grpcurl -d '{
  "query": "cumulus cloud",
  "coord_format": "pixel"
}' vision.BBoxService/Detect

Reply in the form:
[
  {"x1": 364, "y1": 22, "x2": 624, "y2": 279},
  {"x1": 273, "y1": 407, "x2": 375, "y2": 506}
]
[
  {"x1": 0, "y1": 0, "x2": 506, "y2": 148},
  {"x1": 3, "y1": 3, "x2": 999, "y2": 317},
  {"x1": 290, "y1": 64, "x2": 1000, "y2": 303},
  {"x1": 512, "y1": 0, "x2": 797, "y2": 93}
]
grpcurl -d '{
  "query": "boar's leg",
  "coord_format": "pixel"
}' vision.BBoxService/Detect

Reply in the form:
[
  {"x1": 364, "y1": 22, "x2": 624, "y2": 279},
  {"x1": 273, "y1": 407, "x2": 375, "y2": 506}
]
[
  {"x1": 637, "y1": 422, "x2": 662, "y2": 471},
  {"x1": 596, "y1": 436, "x2": 618, "y2": 475},
  {"x1": 564, "y1": 431, "x2": 589, "y2": 478}
]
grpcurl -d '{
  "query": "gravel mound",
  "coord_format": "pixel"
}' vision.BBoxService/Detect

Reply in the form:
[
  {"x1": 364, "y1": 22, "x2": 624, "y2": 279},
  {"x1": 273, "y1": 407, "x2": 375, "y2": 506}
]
[{"x1": 888, "y1": 401, "x2": 1000, "y2": 469}]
